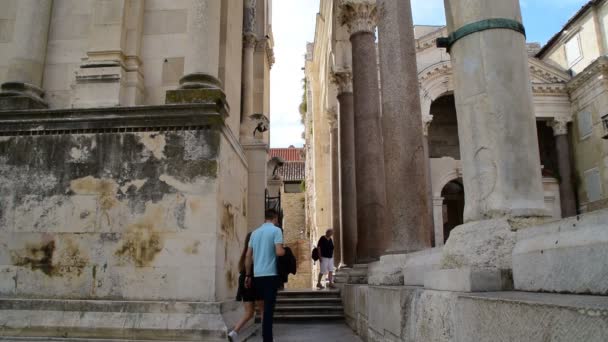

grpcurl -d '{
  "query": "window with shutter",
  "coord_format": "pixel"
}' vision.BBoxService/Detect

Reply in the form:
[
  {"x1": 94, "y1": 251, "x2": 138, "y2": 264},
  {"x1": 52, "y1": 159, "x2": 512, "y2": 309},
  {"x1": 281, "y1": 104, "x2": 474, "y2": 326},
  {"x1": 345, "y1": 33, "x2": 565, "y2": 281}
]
[{"x1": 584, "y1": 167, "x2": 603, "y2": 203}]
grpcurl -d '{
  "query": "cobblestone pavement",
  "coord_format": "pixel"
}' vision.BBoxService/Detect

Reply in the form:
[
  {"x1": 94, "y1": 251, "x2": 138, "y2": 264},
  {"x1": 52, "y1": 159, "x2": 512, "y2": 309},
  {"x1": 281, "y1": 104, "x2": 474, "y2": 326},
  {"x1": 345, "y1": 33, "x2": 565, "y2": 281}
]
[{"x1": 248, "y1": 322, "x2": 362, "y2": 342}]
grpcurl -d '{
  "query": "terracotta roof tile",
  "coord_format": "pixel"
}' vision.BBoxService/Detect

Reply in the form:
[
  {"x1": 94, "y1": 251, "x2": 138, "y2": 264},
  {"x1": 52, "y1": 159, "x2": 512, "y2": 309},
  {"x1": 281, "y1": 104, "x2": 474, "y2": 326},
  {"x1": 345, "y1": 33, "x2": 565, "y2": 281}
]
[
  {"x1": 277, "y1": 161, "x2": 305, "y2": 182},
  {"x1": 270, "y1": 147, "x2": 304, "y2": 161}
]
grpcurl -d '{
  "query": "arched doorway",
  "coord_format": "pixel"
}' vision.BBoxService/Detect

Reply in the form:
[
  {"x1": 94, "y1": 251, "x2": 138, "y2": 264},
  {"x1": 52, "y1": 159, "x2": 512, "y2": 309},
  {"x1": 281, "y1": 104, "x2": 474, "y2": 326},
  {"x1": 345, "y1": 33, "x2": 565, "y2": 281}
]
[
  {"x1": 441, "y1": 179, "x2": 465, "y2": 243},
  {"x1": 428, "y1": 94, "x2": 460, "y2": 159}
]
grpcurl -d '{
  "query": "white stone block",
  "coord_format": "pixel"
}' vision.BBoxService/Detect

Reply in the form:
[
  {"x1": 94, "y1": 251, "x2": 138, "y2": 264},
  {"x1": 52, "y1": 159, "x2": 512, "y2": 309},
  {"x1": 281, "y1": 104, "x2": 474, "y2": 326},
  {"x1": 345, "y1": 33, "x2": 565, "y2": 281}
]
[
  {"x1": 368, "y1": 253, "x2": 410, "y2": 285},
  {"x1": 513, "y1": 209, "x2": 608, "y2": 294},
  {"x1": 403, "y1": 248, "x2": 443, "y2": 286},
  {"x1": 424, "y1": 268, "x2": 513, "y2": 292}
]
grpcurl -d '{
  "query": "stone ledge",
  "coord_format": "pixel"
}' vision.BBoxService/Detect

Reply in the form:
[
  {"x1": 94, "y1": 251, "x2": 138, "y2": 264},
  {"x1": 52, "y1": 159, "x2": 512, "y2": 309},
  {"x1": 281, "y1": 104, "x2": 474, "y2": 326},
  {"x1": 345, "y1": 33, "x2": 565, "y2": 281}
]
[
  {"x1": 0, "y1": 298, "x2": 242, "y2": 341},
  {"x1": 402, "y1": 248, "x2": 443, "y2": 286},
  {"x1": 0, "y1": 104, "x2": 227, "y2": 134},
  {"x1": 513, "y1": 209, "x2": 608, "y2": 295},
  {"x1": 424, "y1": 268, "x2": 513, "y2": 292}
]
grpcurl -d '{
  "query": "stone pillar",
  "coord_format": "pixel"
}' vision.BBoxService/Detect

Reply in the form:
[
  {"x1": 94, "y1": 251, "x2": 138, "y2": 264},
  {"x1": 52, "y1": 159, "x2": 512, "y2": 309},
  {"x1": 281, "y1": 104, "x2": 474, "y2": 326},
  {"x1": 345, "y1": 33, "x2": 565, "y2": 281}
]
[
  {"x1": 240, "y1": 0, "x2": 258, "y2": 142},
  {"x1": 340, "y1": 1, "x2": 388, "y2": 262},
  {"x1": 72, "y1": 0, "x2": 145, "y2": 108},
  {"x1": 423, "y1": 114, "x2": 436, "y2": 245},
  {"x1": 443, "y1": 0, "x2": 546, "y2": 221},
  {"x1": 377, "y1": 0, "x2": 433, "y2": 253},
  {"x1": 328, "y1": 108, "x2": 343, "y2": 266},
  {"x1": 244, "y1": 143, "x2": 269, "y2": 231},
  {"x1": 332, "y1": 70, "x2": 358, "y2": 267},
  {"x1": 433, "y1": 197, "x2": 445, "y2": 246},
  {"x1": 552, "y1": 119, "x2": 577, "y2": 217},
  {"x1": 0, "y1": 0, "x2": 53, "y2": 110}
]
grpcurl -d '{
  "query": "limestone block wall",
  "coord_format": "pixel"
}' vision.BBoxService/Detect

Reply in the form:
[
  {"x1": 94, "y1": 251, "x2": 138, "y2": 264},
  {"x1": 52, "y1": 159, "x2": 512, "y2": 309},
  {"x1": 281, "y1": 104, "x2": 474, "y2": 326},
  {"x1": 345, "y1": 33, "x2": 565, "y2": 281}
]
[
  {"x1": 281, "y1": 189, "x2": 313, "y2": 289},
  {"x1": 0, "y1": 106, "x2": 247, "y2": 303}
]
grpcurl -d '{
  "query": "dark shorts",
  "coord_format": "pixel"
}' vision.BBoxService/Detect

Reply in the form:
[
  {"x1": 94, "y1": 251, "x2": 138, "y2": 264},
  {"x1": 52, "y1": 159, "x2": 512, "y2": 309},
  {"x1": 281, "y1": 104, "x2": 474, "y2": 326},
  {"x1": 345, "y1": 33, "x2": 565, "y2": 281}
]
[{"x1": 236, "y1": 272, "x2": 257, "y2": 302}]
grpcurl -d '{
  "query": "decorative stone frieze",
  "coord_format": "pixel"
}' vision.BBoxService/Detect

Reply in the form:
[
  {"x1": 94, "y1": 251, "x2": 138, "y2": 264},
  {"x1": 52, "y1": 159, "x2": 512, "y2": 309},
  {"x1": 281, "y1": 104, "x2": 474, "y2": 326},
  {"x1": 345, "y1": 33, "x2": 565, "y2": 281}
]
[
  {"x1": 331, "y1": 70, "x2": 354, "y2": 94},
  {"x1": 339, "y1": 0, "x2": 377, "y2": 35}
]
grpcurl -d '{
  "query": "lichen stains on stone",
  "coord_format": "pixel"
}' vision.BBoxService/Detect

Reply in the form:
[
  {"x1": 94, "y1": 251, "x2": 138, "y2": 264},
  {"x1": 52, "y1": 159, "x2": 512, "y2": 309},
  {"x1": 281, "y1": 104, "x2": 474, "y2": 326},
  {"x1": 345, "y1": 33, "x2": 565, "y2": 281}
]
[
  {"x1": 70, "y1": 176, "x2": 119, "y2": 224},
  {"x1": 138, "y1": 133, "x2": 167, "y2": 160},
  {"x1": 10, "y1": 238, "x2": 88, "y2": 277},
  {"x1": 226, "y1": 268, "x2": 237, "y2": 290},
  {"x1": 184, "y1": 240, "x2": 201, "y2": 255},
  {"x1": 11, "y1": 240, "x2": 56, "y2": 276},
  {"x1": 221, "y1": 202, "x2": 236, "y2": 240},
  {"x1": 115, "y1": 203, "x2": 165, "y2": 267},
  {"x1": 120, "y1": 179, "x2": 148, "y2": 195}
]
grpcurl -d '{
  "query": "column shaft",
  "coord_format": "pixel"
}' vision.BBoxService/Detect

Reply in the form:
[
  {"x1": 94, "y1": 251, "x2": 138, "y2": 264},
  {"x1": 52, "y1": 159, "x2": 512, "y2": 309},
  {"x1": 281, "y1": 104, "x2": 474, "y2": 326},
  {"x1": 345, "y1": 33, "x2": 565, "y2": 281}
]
[
  {"x1": 444, "y1": 0, "x2": 546, "y2": 221},
  {"x1": 240, "y1": 34, "x2": 257, "y2": 141},
  {"x1": 330, "y1": 121, "x2": 343, "y2": 266},
  {"x1": 341, "y1": 0, "x2": 389, "y2": 262},
  {"x1": 377, "y1": 0, "x2": 432, "y2": 253},
  {"x1": 337, "y1": 90, "x2": 357, "y2": 267},
  {"x1": 553, "y1": 122, "x2": 577, "y2": 217}
]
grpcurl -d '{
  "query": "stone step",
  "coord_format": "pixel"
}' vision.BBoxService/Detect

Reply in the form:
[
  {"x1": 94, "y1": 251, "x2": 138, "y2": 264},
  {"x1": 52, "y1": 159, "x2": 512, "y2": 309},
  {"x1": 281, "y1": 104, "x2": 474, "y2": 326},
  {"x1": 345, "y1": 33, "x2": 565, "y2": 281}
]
[
  {"x1": 276, "y1": 297, "x2": 342, "y2": 305},
  {"x1": 273, "y1": 313, "x2": 344, "y2": 322},
  {"x1": 277, "y1": 290, "x2": 340, "y2": 298},
  {"x1": 274, "y1": 305, "x2": 344, "y2": 313}
]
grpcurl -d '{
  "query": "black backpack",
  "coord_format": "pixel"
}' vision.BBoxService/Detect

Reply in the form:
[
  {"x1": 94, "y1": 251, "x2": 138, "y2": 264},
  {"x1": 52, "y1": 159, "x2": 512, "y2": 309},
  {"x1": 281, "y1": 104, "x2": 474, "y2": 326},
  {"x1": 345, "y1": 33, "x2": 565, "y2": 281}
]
[{"x1": 311, "y1": 247, "x2": 320, "y2": 261}]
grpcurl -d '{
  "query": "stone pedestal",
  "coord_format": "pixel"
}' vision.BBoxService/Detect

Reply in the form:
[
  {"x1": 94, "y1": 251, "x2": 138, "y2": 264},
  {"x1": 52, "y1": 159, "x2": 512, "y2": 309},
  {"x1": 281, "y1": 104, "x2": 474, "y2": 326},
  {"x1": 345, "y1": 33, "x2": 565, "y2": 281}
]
[
  {"x1": 552, "y1": 119, "x2": 577, "y2": 218},
  {"x1": 340, "y1": 1, "x2": 389, "y2": 263},
  {"x1": 377, "y1": 0, "x2": 432, "y2": 254},
  {"x1": 0, "y1": 0, "x2": 53, "y2": 110},
  {"x1": 332, "y1": 70, "x2": 358, "y2": 267}
]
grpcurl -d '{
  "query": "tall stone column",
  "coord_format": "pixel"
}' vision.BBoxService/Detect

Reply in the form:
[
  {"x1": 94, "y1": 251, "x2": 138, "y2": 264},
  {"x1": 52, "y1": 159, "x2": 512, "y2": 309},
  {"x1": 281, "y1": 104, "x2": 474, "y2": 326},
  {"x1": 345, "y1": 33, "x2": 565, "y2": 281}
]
[
  {"x1": 552, "y1": 119, "x2": 577, "y2": 217},
  {"x1": 340, "y1": 1, "x2": 388, "y2": 262},
  {"x1": 328, "y1": 109, "x2": 343, "y2": 266},
  {"x1": 332, "y1": 70, "x2": 358, "y2": 267},
  {"x1": 240, "y1": 0, "x2": 258, "y2": 141},
  {"x1": 443, "y1": 0, "x2": 546, "y2": 221},
  {"x1": 423, "y1": 115, "x2": 436, "y2": 245},
  {"x1": 377, "y1": 0, "x2": 432, "y2": 253},
  {"x1": 0, "y1": 0, "x2": 53, "y2": 110}
]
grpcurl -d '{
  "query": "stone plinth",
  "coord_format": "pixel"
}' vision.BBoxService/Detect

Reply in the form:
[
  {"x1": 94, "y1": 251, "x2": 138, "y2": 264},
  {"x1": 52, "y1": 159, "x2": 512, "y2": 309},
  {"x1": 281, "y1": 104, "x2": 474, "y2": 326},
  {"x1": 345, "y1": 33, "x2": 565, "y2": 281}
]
[
  {"x1": 342, "y1": 285, "x2": 608, "y2": 342},
  {"x1": 0, "y1": 103, "x2": 248, "y2": 340},
  {"x1": 402, "y1": 248, "x2": 443, "y2": 286},
  {"x1": 513, "y1": 209, "x2": 608, "y2": 295}
]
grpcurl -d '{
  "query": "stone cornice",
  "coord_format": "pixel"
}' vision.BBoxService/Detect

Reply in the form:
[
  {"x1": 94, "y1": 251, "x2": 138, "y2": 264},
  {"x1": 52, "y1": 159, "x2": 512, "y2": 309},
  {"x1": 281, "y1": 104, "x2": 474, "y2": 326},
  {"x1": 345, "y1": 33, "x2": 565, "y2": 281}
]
[
  {"x1": 567, "y1": 56, "x2": 608, "y2": 91},
  {"x1": 416, "y1": 27, "x2": 448, "y2": 52},
  {"x1": 0, "y1": 104, "x2": 227, "y2": 135},
  {"x1": 531, "y1": 83, "x2": 569, "y2": 96},
  {"x1": 339, "y1": 0, "x2": 377, "y2": 35}
]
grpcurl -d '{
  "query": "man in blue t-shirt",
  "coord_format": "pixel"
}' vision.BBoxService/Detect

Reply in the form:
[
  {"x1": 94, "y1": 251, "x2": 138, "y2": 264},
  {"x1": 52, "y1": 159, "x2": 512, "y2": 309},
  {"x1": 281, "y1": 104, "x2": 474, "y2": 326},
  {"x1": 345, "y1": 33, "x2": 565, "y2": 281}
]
[{"x1": 245, "y1": 209, "x2": 285, "y2": 342}]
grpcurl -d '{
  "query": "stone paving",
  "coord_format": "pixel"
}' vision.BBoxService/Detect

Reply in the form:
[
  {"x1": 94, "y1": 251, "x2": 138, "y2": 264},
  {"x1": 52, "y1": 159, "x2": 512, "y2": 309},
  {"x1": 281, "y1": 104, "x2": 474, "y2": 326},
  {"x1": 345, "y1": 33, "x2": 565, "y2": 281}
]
[{"x1": 248, "y1": 322, "x2": 362, "y2": 342}]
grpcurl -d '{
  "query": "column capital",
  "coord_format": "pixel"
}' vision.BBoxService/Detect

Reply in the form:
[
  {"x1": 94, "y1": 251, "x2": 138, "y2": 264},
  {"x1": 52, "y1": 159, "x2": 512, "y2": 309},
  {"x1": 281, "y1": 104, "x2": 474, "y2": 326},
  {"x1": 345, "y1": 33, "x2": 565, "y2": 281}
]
[
  {"x1": 422, "y1": 114, "x2": 434, "y2": 137},
  {"x1": 339, "y1": 0, "x2": 377, "y2": 36},
  {"x1": 331, "y1": 69, "x2": 353, "y2": 94},
  {"x1": 243, "y1": 32, "x2": 258, "y2": 49},
  {"x1": 550, "y1": 118, "x2": 570, "y2": 136}
]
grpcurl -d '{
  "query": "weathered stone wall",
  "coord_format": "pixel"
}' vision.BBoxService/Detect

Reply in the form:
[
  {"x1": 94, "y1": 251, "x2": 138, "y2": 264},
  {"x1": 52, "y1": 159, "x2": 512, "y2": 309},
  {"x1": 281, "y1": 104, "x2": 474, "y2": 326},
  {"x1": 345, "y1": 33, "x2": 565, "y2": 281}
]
[
  {"x1": 281, "y1": 187, "x2": 312, "y2": 289},
  {"x1": 0, "y1": 106, "x2": 247, "y2": 303},
  {"x1": 342, "y1": 284, "x2": 608, "y2": 342}
]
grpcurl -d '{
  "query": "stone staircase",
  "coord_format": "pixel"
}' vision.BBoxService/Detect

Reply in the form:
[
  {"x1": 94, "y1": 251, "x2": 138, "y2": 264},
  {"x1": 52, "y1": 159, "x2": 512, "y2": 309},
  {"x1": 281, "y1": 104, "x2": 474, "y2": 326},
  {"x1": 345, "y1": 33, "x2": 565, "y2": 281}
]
[{"x1": 274, "y1": 290, "x2": 344, "y2": 322}]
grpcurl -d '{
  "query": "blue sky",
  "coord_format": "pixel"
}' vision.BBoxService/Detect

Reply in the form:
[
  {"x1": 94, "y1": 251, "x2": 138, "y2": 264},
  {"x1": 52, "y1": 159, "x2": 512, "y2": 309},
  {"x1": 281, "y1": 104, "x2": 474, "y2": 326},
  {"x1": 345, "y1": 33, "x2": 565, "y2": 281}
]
[{"x1": 270, "y1": 0, "x2": 590, "y2": 148}]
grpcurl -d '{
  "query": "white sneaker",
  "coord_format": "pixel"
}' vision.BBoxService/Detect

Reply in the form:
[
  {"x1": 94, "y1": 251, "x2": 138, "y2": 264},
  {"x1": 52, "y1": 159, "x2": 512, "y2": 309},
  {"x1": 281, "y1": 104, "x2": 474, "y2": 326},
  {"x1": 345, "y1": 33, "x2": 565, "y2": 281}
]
[{"x1": 228, "y1": 330, "x2": 238, "y2": 342}]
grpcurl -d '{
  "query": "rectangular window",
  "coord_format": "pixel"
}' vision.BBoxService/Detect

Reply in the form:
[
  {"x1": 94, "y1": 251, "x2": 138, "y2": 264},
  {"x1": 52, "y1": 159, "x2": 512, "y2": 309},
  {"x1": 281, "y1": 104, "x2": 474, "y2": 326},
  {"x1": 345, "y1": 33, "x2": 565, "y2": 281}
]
[
  {"x1": 584, "y1": 167, "x2": 603, "y2": 203},
  {"x1": 565, "y1": 33, "x2": 583, "y2": 67},
  {"x1": 284, "y1": 183, "x2": 303, "y2": 194},
  {"x1": 577, "y1": 111, "x2": 593, "y2": 140},
  {"x1": 602, "y1": 114, "x2": 608, "y2": 139}
]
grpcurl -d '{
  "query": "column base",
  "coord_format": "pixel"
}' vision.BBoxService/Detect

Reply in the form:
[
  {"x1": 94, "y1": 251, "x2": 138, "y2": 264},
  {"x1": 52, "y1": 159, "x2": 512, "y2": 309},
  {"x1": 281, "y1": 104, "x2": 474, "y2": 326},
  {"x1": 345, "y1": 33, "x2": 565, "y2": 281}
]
[
  {"x1": 0, "y1": 82, "x2": 48, "y2": 110},
  {"x1": 368, "y1": 254, "x2": 410, "y2": 286},
  {"x1": 402, "y1": 248, "x2": 443, "y2": 286}
]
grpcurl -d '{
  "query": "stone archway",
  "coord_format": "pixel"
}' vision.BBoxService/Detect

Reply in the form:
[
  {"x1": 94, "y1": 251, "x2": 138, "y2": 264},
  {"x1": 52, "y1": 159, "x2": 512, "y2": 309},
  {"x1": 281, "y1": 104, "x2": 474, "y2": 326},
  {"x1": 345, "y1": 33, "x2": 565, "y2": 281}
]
[{"x1": 441, "y1": 179, "x2": 465, "y2": 243}]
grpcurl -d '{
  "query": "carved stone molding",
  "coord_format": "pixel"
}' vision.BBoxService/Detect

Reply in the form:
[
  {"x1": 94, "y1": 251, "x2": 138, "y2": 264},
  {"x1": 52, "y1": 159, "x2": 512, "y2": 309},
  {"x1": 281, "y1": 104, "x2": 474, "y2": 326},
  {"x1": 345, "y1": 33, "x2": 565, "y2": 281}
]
[
  {"x1": 331, "y1": 69, "x2": 353, "y2": 94},
  {"x1": 243, "y1": 32, "x2": 258, "y2": 49},
  {"x1": 339, "y1": 0, "x2": 377, "y2": 35},
  {"x1": 255, "y1": 38, "x2": 276, "y2": 69},
  {"x1": 550, "y1": 118, "x2": 570, "y2": 136}
]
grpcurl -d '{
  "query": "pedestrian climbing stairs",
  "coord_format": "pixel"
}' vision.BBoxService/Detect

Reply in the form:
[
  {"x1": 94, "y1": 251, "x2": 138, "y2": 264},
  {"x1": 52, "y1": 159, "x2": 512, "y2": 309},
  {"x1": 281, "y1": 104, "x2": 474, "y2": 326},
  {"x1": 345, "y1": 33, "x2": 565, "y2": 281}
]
[{"x1": 274, "y1": 289, "x2": 344, "y2": 322}]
